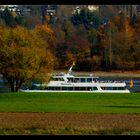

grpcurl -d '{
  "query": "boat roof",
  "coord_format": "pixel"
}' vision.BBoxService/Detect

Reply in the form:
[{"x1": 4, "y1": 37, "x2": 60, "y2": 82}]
[{"x1": 52, "y1": 73, "x2": 99, "y2": 78}]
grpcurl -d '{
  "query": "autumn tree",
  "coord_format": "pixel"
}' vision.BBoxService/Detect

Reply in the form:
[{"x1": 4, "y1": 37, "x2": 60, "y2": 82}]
[
  {"x1": 24, "y1": 15, "x2": 41, "y2": 29},
  {"x1": 34, "y1": 24, "x2": 57, "y2": 51},
  {"x1": 51, "y1": 19, "x2": 76, "y2": 69},
  {"x1": 88, "y1": 28, "x2": 100, "y2": 57},
  {"x1": 56, "y1": 24, "x2": 91, "y2": 70},
  {"x1": 0, "y1": 26, "x2": 55, "y2": 92},
  {"x1": 111, "y1": 18, "x2": 135, "y2": 70}
]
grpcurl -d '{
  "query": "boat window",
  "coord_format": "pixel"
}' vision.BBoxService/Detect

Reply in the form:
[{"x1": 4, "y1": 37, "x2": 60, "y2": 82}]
[
  {"x1": 101, "y1": 87, "x2": 113, "y2": 90},
  {"x1": 62, "y1": 87, "x2": 67, "y2": 90},
  {"x1": 75, "y1": 78, "x2": 80, "y2": 82},
  {"x1": 48, "y1": 87, "x2": 61, "y2": 90},
  {"x1": 101, "y1": 87, "x2": 106, "y2": 90},
  {"x1": 46, "y1": 87, "x2": 50, "y2": 90},
  {"x1": 67, "y1": 78, "x2": 73, "y2": 82},
  {"x1": 60, "y1": 78, "x2": 64, "y2": 81},
  {"x1": 101, "y1": 87, "x2": 125, "y2": 90},
  {"x1": 51, "y1": 78, "x2": 57, "y2": 81},
  {"x1": 50, "y1": 77, "x2": 54, "y2": 81},
  {"x1": 81, "y1": 87, "x2": 87, "y2": 91},
  {"x1": 81, "y1": 78, "x2": 86, "y2": 83},
  {"x1": 113, "y1": 87, "x2": 117, "y2": 90},
  {"x1": 93, "y1": 79, "x2": 99, "y2": 83},
  {"x1": 55, "y1": 87, "x2": 61, "y2": 90},
  {"x1": 87, "y1": 87, "x2": 92, "y2": 91},
  {"x1": 87, "y1": 78, "x2": 92, "y2": 82},
  {"x1": 117, "y1": 87, "x2": 125, "y2": 90},
  {"x1": 50, "y1": 87, "x2": 55, "y2": 90},
  {"x1": 30, "y1": 85, "x2": 37, "y2": 90},
  {"x1": 67, "y1": 87, "x2": 73, "y2": 90},
  {"x1": 108, "y1": 87, "x2": 113, "y2": 90},
  {"x1": 51, "y1": 78, "x2": 64, "y2": 81},
  {"x1": 92, "y1": 87, "x2": 98, "y2": 90},
  {"x1": 30, "y1": 85, "x2": 45, "y2": 90},
  {"x1": 75, "y1": 87, "x2": 81, "y2": 91},
  {"x1": 45, "y1": 86, "x2": 98, "y2": 91}
]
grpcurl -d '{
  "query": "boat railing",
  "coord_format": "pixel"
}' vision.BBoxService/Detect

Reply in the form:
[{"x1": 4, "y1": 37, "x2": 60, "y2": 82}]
[
  {"x1": 94, "y1": 80, "x2": 125, "y2": 83},
  {"x1": 66, "y1": 79, "x2": 125, "y2": 83}
]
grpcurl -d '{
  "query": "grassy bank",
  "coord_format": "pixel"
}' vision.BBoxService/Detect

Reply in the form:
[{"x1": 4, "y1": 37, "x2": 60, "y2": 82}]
[
  {"x1": 0, "y1": 92, "x2": 140, "y2": 135},
  {"x1": 0, "y1": 92, "x2": 140, "y2": 113},
  {"x1": 0, "y1": 128, "x2": 139, "y2": 135}
]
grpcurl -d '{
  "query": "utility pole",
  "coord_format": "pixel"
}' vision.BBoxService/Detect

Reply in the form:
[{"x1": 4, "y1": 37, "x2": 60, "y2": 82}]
[
  {"x1": 108, "y1": 20, "x2": 112, "y2": 70},
  {"x1": 124, "y1": 5, "x2": 127, "y2": 48},
  {"x1": 109, "y1": 23, "x2": 112, "y2": 69}
]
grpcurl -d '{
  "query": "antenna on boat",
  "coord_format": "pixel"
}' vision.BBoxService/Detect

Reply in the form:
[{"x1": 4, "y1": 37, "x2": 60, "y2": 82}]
[{"x1": 68, "y1": 62, "x2": 75, "y2": 75}]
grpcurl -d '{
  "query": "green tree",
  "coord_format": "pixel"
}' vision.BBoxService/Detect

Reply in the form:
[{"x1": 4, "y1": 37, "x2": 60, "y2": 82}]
[
  {"x1": 88, "y1": 28, "x2": 99, "y2": 57},
  {"x1": 1, "y1": 7, "x2": 17, "y2": 27},
  {"x1": 0, "y1": 26, "x2": 55, "y2": 92},
  {"x1": 71, "y1": 8, "x2": 101, "y2": 30},
  {"x1": 15, "y1": 15, "x2": 27, "y2": 27}
]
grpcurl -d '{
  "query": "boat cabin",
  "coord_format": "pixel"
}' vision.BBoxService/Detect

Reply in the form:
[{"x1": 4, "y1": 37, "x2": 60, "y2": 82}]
[{"x1": 51, "y1": 75, "x2": 99, "y2": 83}]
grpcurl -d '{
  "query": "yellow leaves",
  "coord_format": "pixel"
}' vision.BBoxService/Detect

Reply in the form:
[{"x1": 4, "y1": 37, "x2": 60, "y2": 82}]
[
  {"x1": 34, "y1": 24, "x2": 56, "y2": 49},
  {"x1": 11, "y1": 11, "x2": 17, "y2": 18},
  {"x1": 114, "y1": 15, "x2": 120, "y2": 23},
  {"x1": 66, "y1": 52, "x2": 76, "y2": 64},
  {"x1": 123, "y1": 19, "x2": 134, "y2": 39},
  {"x1": 35, "y1": 24, "x2": 54, "y2": 35},
  {"x1": 45, "y1": 15, "x2": 50, "y2": 21},
  {"x1": 0, "y1": 25, "x2": 55, "y2": 84},
  {"x1": 12, "y1": 26, "x2": 34, "y2": 46}
]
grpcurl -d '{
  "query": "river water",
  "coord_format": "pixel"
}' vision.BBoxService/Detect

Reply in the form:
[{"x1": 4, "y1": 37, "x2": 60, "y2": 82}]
[
  {"x1": 0, "y1": 77, "x2": 140, "y2": 93},
  {"x1": 98, "y1": 77, "x2": 140, "y2": 93}
]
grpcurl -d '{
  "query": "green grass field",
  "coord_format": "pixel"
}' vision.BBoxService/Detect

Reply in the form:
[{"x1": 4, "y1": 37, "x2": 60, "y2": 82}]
[{"x1": 0, "y1": 92, "x2": 140, "y2": 113}]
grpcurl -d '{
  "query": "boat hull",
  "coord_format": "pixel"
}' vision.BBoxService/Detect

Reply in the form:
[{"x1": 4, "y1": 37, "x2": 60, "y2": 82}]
[{"x1": 20, "y1": 89, "x2": 130, "y2": 93}]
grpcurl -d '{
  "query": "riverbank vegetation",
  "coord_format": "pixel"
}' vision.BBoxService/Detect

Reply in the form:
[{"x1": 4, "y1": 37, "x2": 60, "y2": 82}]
[
  {"x1": 54, "y1": 10, "x2": 140, "y2": 71},
  {"x1": 0, "y1": 6, "x2": 140, "y2": 72}
]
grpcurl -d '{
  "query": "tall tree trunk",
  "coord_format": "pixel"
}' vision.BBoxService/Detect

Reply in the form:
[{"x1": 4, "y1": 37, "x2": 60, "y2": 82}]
[
  {"x1": 10, "y1": 82, "x2": 15, "y2": 92},
  {"x1": 5, "y1": 76, "x2": 15, "y2": 92},
  {"x1": 15, "y1": 86, "x2": 19, "y2": 92},
  {"x1": 15, "y1": 80, "x2": 23, "y2": 92}
]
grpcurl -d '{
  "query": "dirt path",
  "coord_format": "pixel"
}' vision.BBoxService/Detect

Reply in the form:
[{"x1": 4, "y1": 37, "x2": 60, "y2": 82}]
[{"x1": 0, "y1": 113, "x2": 140, "y2": 131}]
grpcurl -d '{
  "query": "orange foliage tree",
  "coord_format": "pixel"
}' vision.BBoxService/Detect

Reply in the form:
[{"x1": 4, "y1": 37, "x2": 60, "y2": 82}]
[
  {"x1": 0, "y1": 26, "x2": 55, "y2": 92},
  {"x1": 34, "y1": 24, "x2": 57, "y2": 51}
]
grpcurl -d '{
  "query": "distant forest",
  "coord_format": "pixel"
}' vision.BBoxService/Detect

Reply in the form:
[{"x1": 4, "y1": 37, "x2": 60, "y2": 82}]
[{"x1": 0, "y1": 5, "x2": 140, "y2": 71}]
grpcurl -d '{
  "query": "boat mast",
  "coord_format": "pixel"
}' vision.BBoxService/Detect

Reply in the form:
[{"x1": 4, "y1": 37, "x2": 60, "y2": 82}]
[{"x1": 67, "y1": 62, "x2": 75, "y2": 75}]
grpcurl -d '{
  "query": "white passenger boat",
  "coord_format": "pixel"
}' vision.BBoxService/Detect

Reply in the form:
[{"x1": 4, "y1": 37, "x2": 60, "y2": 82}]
[{"x1": 21, "y1": 63, "x2": 130, "y2": 93}]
